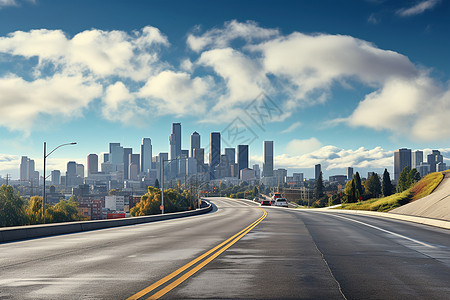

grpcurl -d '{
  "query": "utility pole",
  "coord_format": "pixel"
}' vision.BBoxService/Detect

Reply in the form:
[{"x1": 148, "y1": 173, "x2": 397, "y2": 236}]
[{"x1": 6, "y1": 174, "x2": 10, "y2": 185}]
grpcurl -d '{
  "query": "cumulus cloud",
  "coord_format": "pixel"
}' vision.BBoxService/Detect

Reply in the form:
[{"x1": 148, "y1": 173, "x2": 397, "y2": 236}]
[
  {"x1": 397, "y1": 0, "x2": 441, "y2": 17},
  {"x1": 0, "y1": 74, "x2": 102, "y2": 132},
  {"x1": 285, "y1": 138, "x2": 322, "y2": 156}
]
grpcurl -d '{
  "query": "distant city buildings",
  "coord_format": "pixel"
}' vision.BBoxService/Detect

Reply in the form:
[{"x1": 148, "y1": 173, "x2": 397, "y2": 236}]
[
  {"x1": 263, "y1": 141, "x2": 273, "y2": 178},
  {"x1": 315, "y1": 164, "x2": 321, "y2": 180},
  {"x1": 394, "y1": 148, "x2": 411, "y2": 182}
]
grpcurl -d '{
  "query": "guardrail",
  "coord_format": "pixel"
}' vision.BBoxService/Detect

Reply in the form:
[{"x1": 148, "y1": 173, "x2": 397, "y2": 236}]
[{"x1": 0, "y1": 201, "x2": 213, "y2": 243}]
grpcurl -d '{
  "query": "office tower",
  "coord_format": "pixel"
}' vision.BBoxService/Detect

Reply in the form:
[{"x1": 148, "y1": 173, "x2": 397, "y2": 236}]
[
  {"x1": 263, "y1": 141, "x2": 274, "y2": 177},
  {"x1": 427, "y1": 150, "x2": 443, "y2": 173},
  {"x1": 225, "y1": 148, "x2": 235, "y2": 165},
  {"x1": 110, "y1": 143, "x2": 124, "y2": 165},
  {"x1": 87, "y1": 154, "x2": 98, "y2": 176},
  {"x1": 209, "y1": 132, "x2": 221, "y2": 167},
  {"x1": 103, "y1": 153, "x2": 109, "y2": 163},
  {"x1": 20, "y1": 156, "x2": 28, "y2": 181},
  {"x1": 66, "y1": 161, "x2": 77, "y2": 186},
  {"x1": 230, "y1": 163, "x2": 239, "y2": 177},
  {"x1": 218, "y1": 154, "x2": 230, "y2": 178},
  {"x1": 437, "y1": 162, "x2": 447, "y2": 172},
  {"x1": 28, "y1": 159, "x2": 35, "y2": 180},
  {"x1": 76, "y1": 164, "x2": 84, "y2": 178},
  {"x1": 394, "y1": 148, "x2": 411, "y2": 181},
  {"x1": 412, "y1": 150, "x2": 423, "y2": 170},
  {"x1": 141, "y1": 138, "x2": 152, "y2": 174},
  {"x1": 169, "y1": 123, "x2": 182, "y2": 160},
  {"x1": 315, "y1": 164, "x2": 321, "y2": 180},
  {"x1": 293, "y1": 173, "x2": 304, "y2": 183},
  {"x1": 157, "y1": 152, "x2": 169, "y2": 184},
  {"x1": 123, "y1": 148, "x2": 132, "y2": 180},
  {"x1": 190, "y1": 132, "x2": 200, "y2": 157},
  {"x1": 417, "y1": 162, "x2": 431, "y2": 177},
  {"x1": 346, "y1": 167, "x2": 353, "y2": 180},
  {"x1": 51, "y1": 170, "x2": 61, "y2": 185},
  {"x1": 186, "y1": 157, "x2": 198, "y2": 175},
  {"x1": 109, "y1": 143, "x2": 120, "y2": 153},
  {"x1": 193, "y1": 148, "x2": 204, "y2": 172},
  {"x1": 238, "y1": 145, "x2": 249, "y2": 178},
  {"x1": 181, "y1": 150, "x2": 189, "y2": 158},
  {"x1": 253, "y1": 164, "x2": 260, "y2": 179}
]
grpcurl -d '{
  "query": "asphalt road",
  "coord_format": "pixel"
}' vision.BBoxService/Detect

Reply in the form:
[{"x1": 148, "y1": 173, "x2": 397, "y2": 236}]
[{"x1": 0, "y1": 197, "x2": 449, "y2": 299}]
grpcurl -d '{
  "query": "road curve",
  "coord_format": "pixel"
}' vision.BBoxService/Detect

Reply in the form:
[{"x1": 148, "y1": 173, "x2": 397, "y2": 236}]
[{"x1": 0, "y1": 197, "x2": 449, "y2": 299}]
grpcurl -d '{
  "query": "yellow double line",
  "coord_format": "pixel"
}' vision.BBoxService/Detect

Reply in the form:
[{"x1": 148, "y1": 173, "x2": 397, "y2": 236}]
[{"x1": 127, "y1": 208, "x2": 267, "y2": 300}]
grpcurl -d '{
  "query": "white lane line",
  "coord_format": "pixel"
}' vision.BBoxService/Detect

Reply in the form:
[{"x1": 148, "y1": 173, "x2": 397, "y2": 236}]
[{"x1": 329, "y1": 213, "x2": 436, "y2": 249}]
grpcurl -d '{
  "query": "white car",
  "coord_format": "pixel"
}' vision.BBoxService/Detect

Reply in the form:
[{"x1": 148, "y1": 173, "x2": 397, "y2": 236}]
[{"x1": 274, "y1": 198, "x2": 288, "y2": 207}]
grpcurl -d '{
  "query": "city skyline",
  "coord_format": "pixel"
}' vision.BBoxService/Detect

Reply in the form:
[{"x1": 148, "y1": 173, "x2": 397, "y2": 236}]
[{"x1": 1, "y1": 0, "x2": 450, "y2": 179}]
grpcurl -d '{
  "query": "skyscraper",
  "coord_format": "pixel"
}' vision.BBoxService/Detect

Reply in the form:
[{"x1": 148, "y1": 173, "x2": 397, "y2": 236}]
[
  {"x1": 141, "y1": 138, "x2": 152, "y2": 174},
  {"x1": 394, "y1": 148, "x2": 411, "y2": 181},
  {"x1": 51, "y1": 170, "x2": 61, "y2": 185},
  {"x1": 20, "y1": 156, "x2": 28, "y2": 181},
  {"x1": 346, "y1": 167, "x2": 353, "y2": 180},
  {"x1": 209, "y1": 132, "x2": 221, "y2": 168},
  {"x1": 123, "y1": 148, "x2": 132, "y2": 179},
  {"x1": 110, "y1": 143, "x2": 124, "y2": 165},
  {"x1": 427, "y1": 150, "x2": 443, "y2": 173},
  {"x1": 87, "y1": 154, "x2": 98, "y2": 176},
  {"x1": 225, "y1": 148, "x2": 235, "y2": 165},
  {"x1": 263, "y1": 141, "x2": 273, "y2": 177},
  {"x1": 66, "y1": 161, "x2": 77, "y2": 186},
  {"x1": 76, "y1": 164, "x2": 84, "y2": 178},
  {"x1": 238, "y1": 145, "x2": 249, "y2": 178},
  {"x1": 169, "y1": 123, "x2": 181, "y2": 160},
  {"x1": 190, "y1": 132, "x2": 200, "y2": 158},
  {"x1": 412, "y1": 150, "x2": 423, "y2": 170},
  {"x1": 315, "y1": 164, "x2": 321, "y2": 180},
  {"x1": 193, "y1": 148, "x2": 204, "y2": 172}
]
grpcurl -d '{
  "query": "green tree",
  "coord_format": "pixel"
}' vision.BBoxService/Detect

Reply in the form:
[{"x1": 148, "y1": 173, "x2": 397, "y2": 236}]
[
  {"x1": 408, "y1": 168, "x2": 420, "y2": 187},
  {"x1": 46, "y1": 199, "x2": 83, "y2": 223},
  {"x1": 26, "y1": 196, "x2": 43, "y2": 225},
  {"x1": 0, "y1": 185, "x2": 26, "y2": 227},
  {"x1": 354, "y1": 172, "x2": 364, "y2": 200},
  {"x1": 314, "y1": 172, "x2": 324, "y2": 200},
  {"x1": 382, "y1": 169, "x2": 394, "y2": 197},
  {"x1": 131, "y1": 186, "x2": 189, "y2": 217},
  {"x1": 344, "y1": 179, "x2": 357, "y2": 203},
  {"x1": 154, "y1": 179, "x2": 160, "y2": 189},
  {"x1": 365, "y1": 173, "x2": 381, "y2": 198},
  {"x1": 397, "y1": 166, "x2": 411, "y2": 192}
]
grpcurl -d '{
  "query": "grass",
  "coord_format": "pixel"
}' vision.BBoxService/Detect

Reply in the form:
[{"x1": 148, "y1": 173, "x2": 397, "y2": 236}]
[{"x1": 340, "y1": 171, "x2": 445, "y2": 212}]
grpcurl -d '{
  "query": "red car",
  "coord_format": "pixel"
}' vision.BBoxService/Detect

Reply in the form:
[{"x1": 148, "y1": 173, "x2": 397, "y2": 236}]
[{"x1": 260, "y1": 200, "x2": 272, "y2": 206}]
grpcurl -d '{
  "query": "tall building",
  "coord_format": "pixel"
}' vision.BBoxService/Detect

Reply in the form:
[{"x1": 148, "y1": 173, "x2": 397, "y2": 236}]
[
  {"x1": 123, "y1": 148, "x2": 132, "y2": 180},
  {"x1": 427, "y1": 150, "x2": 443, "y2": 173},
  {"x1": 315, "y1": 164, "x2": 321, "y2": 180},
  {"x1": 156, "y1": 152, "x2": 169, "y2": 184},
  {"x1": 141, "y1": 138, "x2": 152, "y2": 174},
  {"x1": 263, "y1": 141, "x2": 274, "y2": 177},
  {"x1": 20, "y1": 156, "x2": 29, "y2": 181},
  {"x1": 346, "y1": 167, "x2": 353, "y2": 180},
  {"x1": 110, "y1": 143, "x2": 124, "y2": 165},
  {"x1": 66, "y1": 161, "x2": 77, "y2": 187},
  {"x1": 412, "y1": 150, "x2": 423, "y2": 170},
  {"x1": 76, "y1": 164, "x2": 84, "y2": 178},
  {"x1": 193, "y1": 148, "x2": 204, "y2": 172},
  {"x1": 28, "y1": 159, "x2": 35, "y2": 181},
  {"x1": 253, "y1": 164, "x2": 260, "y2": 179},
  {"x1": 169, "y1": 123, "x2": 182, "y2": 160},
  {"x1": 209, "y1": 132, "x2": 221, "y2": 167},
  {"x1": 394, "y1": 148, "x2": 411, "y2": 181},
  {"x1": 225, "y1": 148, "x2": 236, "y2": 165},
  {"x1": 51, "y1": 170, "x2": 61, "y2": 185},
  {"x1": 238, "y1": 145, "x2": 249, "y2": 178},
  {"x1": 190, "y1": 132, "x2": 200, "y2": 158},
  {"x1": 87, "y1": 154, "x2": 98, "y2": 176}
]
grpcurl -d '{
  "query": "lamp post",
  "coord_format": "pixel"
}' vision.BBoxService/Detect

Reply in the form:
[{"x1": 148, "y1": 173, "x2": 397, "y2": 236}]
[{"x1": 43, "y1": 142, "x2": 77, "y2": 223}]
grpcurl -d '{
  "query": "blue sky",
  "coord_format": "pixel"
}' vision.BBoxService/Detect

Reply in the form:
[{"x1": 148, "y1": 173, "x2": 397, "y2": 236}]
[{"x1": 0, "y1": 0, "x2": 450, "y2": 179}]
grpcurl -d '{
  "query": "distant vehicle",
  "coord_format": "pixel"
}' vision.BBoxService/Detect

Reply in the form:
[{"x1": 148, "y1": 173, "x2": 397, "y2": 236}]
[
  {"x1": 272, "y1": 192, "x2": 282, "y2": 200},
  {"x1": 260, "y1": 200, "x2": 272, "y2": 206},
  {"x1": 253, "y1": 197, "x2": 259, "y2": 202},
  {"x1": 274, "y1": 198, "x2": 288, "y2": 207},
  {"x1": 270, "y1": 200, "x2": 275, "y2": 205}
]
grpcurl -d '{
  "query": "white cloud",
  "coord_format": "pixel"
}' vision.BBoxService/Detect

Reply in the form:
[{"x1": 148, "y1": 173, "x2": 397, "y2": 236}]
[
  {"x1": 0, "y1": 74, "x2": 102, "y2": 132},
  {"x1": 102, "y1": 81, "x2": 143, "y2": 124},
  {"x1": 187, "y1": 20, "x2": 279, "y2": 52},
  {"x1": 281, "y1": 121, "x2": 302, "y2": 133},
  {"x1": 0, "y1": 0, "x2": 17, "y2": 7},
  {"x1": 397, "y1": 0, "x2": 440, "y2": 17},
  {"x1": 285, "y1": 138, "x2": 322, "y2": 156}
]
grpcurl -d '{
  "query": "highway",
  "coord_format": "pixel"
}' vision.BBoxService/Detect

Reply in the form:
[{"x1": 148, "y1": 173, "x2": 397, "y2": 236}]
[{"x1": 0, "y1": 197, "x2": 449, "y2": 299}]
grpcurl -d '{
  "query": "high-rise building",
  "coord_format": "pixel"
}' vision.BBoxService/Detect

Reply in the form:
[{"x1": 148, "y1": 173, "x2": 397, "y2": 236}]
[
  {"x1": 181, "y1": 150, "x2": 189, "y2": 158},
  {"x1": 20, "y1": 156, "x2": 28, "y2": 181},
  {"x1": 51, "y1": 170, "x2": 61, "y2": 185},
  {"x1": 193, "y1": 148, "x2": 205, "y2": 172},
  {"x1": 253, "y1": 164, "x2": 260, "y2": 179},
  {"x1": 238, "y1": 145, "x2": 249, "y2": 178},
  {"x1": 141, "y1": 138, "x2": 152, "y2": 174},
  {"x1": 412, "y1": 150, "x2": 423, "y2": 170},
  {"x1": 110, "y1": 143, "x2": 124, "y2": 166},
  {"x1": 156, "y1": 152, "x2": 169, "y2": 184},
  {"x1": 66, "y1": 161, "x2": 77, "y2": 187},
  {"x1": 225, "y1": 148, "x2": 236, "y2": 165},
  {"x1": 394, "y1": 148, "x2": 411, "y2": 181},
  {"x1": 123, "y1": 148, "x2": 132, "y2": 180},
  {"x1": 190, "y1": 132, "x2": 200, "y2": 158},
  {"x1": 263, "y1": 141, "x2": 274, "y2": 177},
  {"x1": 169, "y1": 123, "x2": 182, "y2": 160},
  {"x1": 28, "y1": 159, "x2": 35, "y2": 181},
  {"x1": 427, "y1": 150, "x2": 443, "y2": 173},
  {"x1": 87, "y1": 154, "x2": 98, "y2": 176},
  {"x1": 209, "y1": 132, "x2": 221, "y2": 167},
  {"x1": 76, "y1": 164, "x2": 84, "y2": 178},
  {"x1": 102, "y1": 153, "x2": 109, "y2": 163},
  {"x1": 346, "y1": 167, "x2": 353, "y2": 180},
  {"x1": 315, "y1": 164, "x2": 321, "y2": 180}
]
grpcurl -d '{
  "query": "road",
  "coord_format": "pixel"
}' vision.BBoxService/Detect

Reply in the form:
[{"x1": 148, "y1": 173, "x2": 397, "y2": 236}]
[{"x1": 0, "y1": 197, "x2": 449, "y2": 299}]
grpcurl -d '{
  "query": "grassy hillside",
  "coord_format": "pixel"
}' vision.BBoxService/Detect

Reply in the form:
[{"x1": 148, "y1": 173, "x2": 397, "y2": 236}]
[{"x1": 340, "y1": 172, "x2": 445, "y2": 212}]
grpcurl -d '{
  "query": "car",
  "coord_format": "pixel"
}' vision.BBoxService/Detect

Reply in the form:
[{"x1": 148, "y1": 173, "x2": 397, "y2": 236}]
[
  {"x1": 260, "y1": 200, "x2": 272, "y2": 206},
  {"x1": 253, "y1": 197, "x2": 259, "y2": 202},
  {"x1": 274, "y1": 198, "x2": 288, "y2": 207},
  {"x1": 272, "y1": 192, "x2": 282, "y2": 200}
]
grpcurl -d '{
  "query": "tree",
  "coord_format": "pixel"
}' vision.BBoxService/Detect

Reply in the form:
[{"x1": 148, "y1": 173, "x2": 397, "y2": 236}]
[
  {"x1": 130, "y1": 186, "x2": 189, "y2": 217},
  {"x1": 344, "y1": 178, "x2": 357, "y2": 203},
  {"x1": 314, "y1": 172, "x2": 324, "y2": 200},
  {"x1": 365, "y1": 173, "x2": 381, "y2": 198},
  {"x1": 154, "y1": 179, "x2": 160, "y2": 189},
  {"x1": 354, "y1": 172, "x2": 364, "y2": 200},
  {"x1": 408, "y1": 168, "x2": 421, "y2": 187},
  {"x1": 382, "y1": 169, "x2": 394, "y2": 197},
  {"x1": 45, "y1": 198, "x2": 83, "y2": 223},
  {"x1": 397, "y1": 166, "x2": 411, "y2": 192},
  {"x1": 0, "y1": 185, "x2": 26, "y2": 227},
  {"x1": 26, "y1": 196, "x2": 43, "y2": 225},
  {"x1": 108, "y1": 189, "x2": 119, "y2": 196}
]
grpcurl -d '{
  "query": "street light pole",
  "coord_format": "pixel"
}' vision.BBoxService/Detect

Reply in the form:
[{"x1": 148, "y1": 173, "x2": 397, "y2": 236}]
[
  {"x1": 42, "y1": 142, "x2": 77, "y2": 224},
  {"x1": 161, "y1": 158, "x2": 164, "y2": 214}
]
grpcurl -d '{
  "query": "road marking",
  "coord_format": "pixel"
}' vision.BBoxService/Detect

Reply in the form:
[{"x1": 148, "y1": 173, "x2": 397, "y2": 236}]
[
  {"x1": 329, "y1": 213, "x2": 436, "y2": 248},
  {"x1": 126, "y1": 208, "x2": 267, "y2": 300}
]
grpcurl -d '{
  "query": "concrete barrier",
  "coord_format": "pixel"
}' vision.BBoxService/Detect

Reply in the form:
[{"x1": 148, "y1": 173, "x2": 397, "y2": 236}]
[{"x1": 0, "y1": 202, "x2": 212, "y2": 243}]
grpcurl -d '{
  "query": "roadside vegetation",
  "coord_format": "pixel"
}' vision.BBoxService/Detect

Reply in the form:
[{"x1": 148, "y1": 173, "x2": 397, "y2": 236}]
[
  {"x1": 341, "y1": 171, "x2": 444, "y2": 212},
  {"x1": 130, "y1": 186, "x2": 190, "y2": 216}
]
